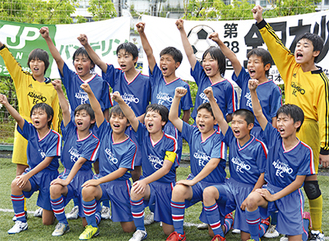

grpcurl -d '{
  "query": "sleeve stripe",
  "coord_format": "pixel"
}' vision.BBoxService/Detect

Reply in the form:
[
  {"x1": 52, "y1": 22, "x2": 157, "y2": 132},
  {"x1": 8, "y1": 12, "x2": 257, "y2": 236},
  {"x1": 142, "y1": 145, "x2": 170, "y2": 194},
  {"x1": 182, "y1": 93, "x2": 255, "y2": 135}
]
[
  {"x1": 320, "y1": 72, "x2": 329, "y2": 149},
  {"x1": 301, "y1": 142, "x2": 315, "y2": 175}
]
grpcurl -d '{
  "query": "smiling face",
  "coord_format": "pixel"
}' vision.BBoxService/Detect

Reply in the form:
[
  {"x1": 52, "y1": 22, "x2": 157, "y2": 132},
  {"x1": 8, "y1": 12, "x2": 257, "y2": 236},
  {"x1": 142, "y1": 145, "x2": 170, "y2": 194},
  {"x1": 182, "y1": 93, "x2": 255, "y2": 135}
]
[
  {"x1": 195, "y1": 108, "x2": 217, "y2": 136},
  {"x1": 294, "y1": 38, "x2": 319, "y2": 65},
  {"x1": 202, "y1": 53, "x2": 220, "y2": 78},
  {"x1": 73, "y1": 54, "x2": 93, "y2": 78},
  {"x1": 75, "y1": 109, "x2": 94, "y2": 132},
  {"x1": 159, "y1": 54, "x2": 179, "y2": 78},
  {"x1": 117, "y1": 49, "x2": 136, "y2": 73},
  {"x1": 247, "y1": 54, "x2": 268, "y2": 80},
  {"x1": 31, "y1": 107, "x2": 51, "y2": 130},
  {"x1": 29, "y1": 58, "x2": 46, "y2": 79},
  {"x1": 109, "y1": 112, "x2": 129, "y2": 135},
  {"x1": 144, "y1": 110, "x2": 166, "y2": 135},
  {"x1": 231, "y1": 115, "x2": 253, "y2": 143}
]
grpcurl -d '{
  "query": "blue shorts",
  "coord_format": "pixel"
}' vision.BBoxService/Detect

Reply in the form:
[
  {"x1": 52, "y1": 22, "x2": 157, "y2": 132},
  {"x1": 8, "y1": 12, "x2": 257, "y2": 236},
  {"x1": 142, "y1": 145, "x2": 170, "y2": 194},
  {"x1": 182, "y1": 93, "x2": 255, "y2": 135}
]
[
  {"x1": 98, "y1": 178, "x2": 133, "y2": 222},
  {"x1": 260, "y1": 183, "x2": 305, "y2": 236},
  {"x1": 125, "y1": 127, "x2": 142, "y2": 167},
  {"x1": 164, "y1": 121, "x2": 182, "y2": 164},
  {"x1": 59, "y1": 169, "x2": 94, "y2": 218},
  {"x1": 23, "y1": 168, "x2": 59, "y2": 211},
  {"x1": 144, "y1": 180, "x2": 175, "y2": 225}
]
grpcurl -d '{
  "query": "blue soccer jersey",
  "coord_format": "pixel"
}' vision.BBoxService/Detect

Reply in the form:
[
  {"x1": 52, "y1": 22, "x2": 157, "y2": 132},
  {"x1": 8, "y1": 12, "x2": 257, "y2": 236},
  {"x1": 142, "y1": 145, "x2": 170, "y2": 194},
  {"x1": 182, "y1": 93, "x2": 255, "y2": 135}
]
[
  {"x1": 191, "y1": 61, "x2": 238, "y2": 120},
  {"x1": 263, "y1": 123, "x2": 315, "y2": 188},
  {"x1": 135, "y1": 121, "x2": 178, "y2": 183},
  {"x1": 61, "y1": 121, "x2": 100, "y2": 172},
  {"x1": 103, "y1": 64, "x2": 151, "y2": 117},
  {"x1": 181, "y1": 122, "x2": 227, "y2": 183},
  {"x1": 232, "y1": 67, "x2": 281, "y2": 130},
  {"x1": 150, "y1": 64, "x2": 193, "y2": 114},
  {"x1": 60, "y1": 63, "x2": 111, "y2": 116},
  {"x1": 96, "y1": 120, "x2": 137, "y2": 181},
  {"x1": 223, "y1": 126, "x2": 267, "y2": 184},
  {"x1": 17, "y1": 120, "x2": 61, "y2": 171}
]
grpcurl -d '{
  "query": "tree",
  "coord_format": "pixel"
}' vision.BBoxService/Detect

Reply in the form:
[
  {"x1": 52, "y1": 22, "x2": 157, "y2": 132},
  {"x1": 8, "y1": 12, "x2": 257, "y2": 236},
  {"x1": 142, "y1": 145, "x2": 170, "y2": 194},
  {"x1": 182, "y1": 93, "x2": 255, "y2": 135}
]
[{"x1": 88, "y1": 0, "x2": 117, "y2": 21}]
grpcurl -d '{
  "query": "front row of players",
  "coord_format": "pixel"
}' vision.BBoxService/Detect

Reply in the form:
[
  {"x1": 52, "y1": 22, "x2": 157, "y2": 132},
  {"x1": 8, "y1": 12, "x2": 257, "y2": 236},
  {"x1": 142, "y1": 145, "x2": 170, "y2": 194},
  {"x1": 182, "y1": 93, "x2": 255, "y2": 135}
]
[{"x1": 1, "y1": 78, "x2": 313, "y2": 241}]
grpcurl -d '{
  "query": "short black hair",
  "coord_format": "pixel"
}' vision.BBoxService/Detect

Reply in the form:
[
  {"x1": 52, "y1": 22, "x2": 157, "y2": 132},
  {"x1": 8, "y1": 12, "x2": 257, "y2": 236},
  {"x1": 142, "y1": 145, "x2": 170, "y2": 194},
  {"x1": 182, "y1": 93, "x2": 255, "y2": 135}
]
[
  {"x1": 232, "y1": 109, "x2": 254, "y2": 125},
  {"x1": 74, "y1": 104, "x2": 95, "y2": 128},
  {"x1": 296, "y1": 33, "x2": 324, "y2": 62},
  {"x1": 247, "y1": 48, "x2": 273, "y2": 76},
  {"x1": 276, "y1": 104, "x2": 304, "y2": 132},
  {"x1": 202, "y1": 46, "x2": 226, "y2": 76},
  {"x1": 145, "y1": 104, "x2": 168, "y2": 124},
  {"x1": 28, "y1": 49, "x2": 50, "y2": 74},
  {"x1": 160, "y1": 47, "x2": 183, "y2": 64},
  {"x1": 73, "y1": 47, "x2": 95, "y2": 71},
  {"x1": 197, "y1": 102, "x2": 214, "y2": 119},
  {"x1": 30, "y1": 103, "x2": 53, "y2": 128},
  {"x1": 117, "y1": 42, "x2": 138, "y2": 60},
  {"x1": 109, "y1": 105, "x2": 129, "y2": 124}
]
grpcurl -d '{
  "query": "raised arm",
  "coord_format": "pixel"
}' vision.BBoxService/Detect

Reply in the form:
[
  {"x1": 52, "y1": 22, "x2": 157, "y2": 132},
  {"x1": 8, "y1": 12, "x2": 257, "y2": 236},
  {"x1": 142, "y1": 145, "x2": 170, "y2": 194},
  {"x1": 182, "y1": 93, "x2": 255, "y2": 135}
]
[
  {"x1": 204, "y1": 87, "x2": 228, "y2": 135},
  {"x1": 209, "y1": 32, "x2": 242, "y2": 76},
  {"x1": 80, "y1": 83, "x2": 104, "y2": 127},
  {"x1": 0, "y1": 94, "x2": 24, "y2": 130},
  {"x1": 40, "y1": 27, "x2": 65, "y2": 75},
  {"x1": 169, "y1": 87, "x2": 186, "y2": 132},
  {"x1": 248, "y1": 79, "x2": 268, "y2": 130},
  {"x1": 176, "y1": 19, "x2": 197, "y2": 70},
  {"x1": 77, "y1": 34, "x2": 108, "y2": 73},
  {"x1": 252, "y1": 5, "x2": 264, "y2": 24},
  {"x1": 112, "y1": 91, "x2": 139, "y2": 131},
  {"x1": 52, "y1": 79, "x2": 70, "y2": 127},
  {"x1": 136, "y1": 22, "x2": 156, "y2": 73}
]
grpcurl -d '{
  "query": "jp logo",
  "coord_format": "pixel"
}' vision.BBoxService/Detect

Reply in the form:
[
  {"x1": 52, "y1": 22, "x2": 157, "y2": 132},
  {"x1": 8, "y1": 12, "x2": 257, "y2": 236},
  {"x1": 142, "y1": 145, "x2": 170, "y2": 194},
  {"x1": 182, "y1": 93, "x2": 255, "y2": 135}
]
[
  {"x1": 149, "y1": 155, "x2": 163, "y2": 169},
  {"x1": 0, "y1": 25, "x2": 40, "y2": 49},
  {"x1": 231, "y1": 157, "x2": 251, "y2": 173},
  {"x1": 273, "y1": 160, "x2": 293, "y2": 178},
  {"x1": 105, "y1": 148, "x2": 118, "y2": 164},
  {"x1": 194, "y1": 151, "x2": 211, "y2": 167}
]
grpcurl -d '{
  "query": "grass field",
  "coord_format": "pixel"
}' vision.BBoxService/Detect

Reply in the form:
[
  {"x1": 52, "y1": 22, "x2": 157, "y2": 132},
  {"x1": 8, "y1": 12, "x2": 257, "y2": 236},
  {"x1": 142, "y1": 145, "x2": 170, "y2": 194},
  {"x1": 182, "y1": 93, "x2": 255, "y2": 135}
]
[{"x1": 0, "y1": 157, "x2": 328, "y2": 241}]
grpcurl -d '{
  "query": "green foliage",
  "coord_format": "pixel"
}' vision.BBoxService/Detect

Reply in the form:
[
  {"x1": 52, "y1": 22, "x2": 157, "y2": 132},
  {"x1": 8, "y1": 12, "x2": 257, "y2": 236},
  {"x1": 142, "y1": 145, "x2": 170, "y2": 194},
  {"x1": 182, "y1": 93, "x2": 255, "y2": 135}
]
[
  {"x1": 75, "y1": 15, "x2": 87, "y2": 23},
  {"x1": 88, "y1": 0, "x2": 117, "y2": 21}
]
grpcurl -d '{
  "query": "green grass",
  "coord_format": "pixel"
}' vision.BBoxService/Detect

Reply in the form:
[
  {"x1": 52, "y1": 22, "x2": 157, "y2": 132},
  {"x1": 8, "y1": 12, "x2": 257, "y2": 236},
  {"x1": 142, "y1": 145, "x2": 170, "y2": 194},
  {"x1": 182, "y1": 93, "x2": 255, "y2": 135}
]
[{"x1": 0, "y1": 158, "x2": 328, "y2": 240}]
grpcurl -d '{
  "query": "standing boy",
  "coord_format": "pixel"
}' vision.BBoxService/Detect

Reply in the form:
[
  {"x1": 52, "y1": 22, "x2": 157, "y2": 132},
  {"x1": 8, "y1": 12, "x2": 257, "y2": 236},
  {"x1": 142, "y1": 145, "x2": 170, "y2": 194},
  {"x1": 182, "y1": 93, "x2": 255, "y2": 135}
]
[
  {"x1": 166, "y1": 87, "x2": 227, "y2": 241},
  {"x1": 114, "y1": 92, "x2": 178, "y2": 241},
  {"x1": 253, "y1": 5, "x2": 329, "y2": 239}
]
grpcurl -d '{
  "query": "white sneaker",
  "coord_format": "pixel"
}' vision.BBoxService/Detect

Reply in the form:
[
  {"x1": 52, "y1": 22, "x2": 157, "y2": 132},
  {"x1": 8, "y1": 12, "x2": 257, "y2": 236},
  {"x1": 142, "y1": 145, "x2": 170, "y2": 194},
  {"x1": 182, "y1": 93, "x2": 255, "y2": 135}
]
[
  {"x1": 309, "y1": 230, "x2": 325, "y2": 241},
  {"x1": 52, "y1": 222, "x2": 70, "y2": 236},
  {"x1": 66, "y1": 205, "x2": 79, "y2": 219},
  {"x1": 264, "y1": 224, "x2": 280, "y2": 238},
  {"x1": 8, "y1": 221, "x2": 28, "y2": 234},
  {"x1": 280, "y1": 235, "x2": 288, "y2": 241},
  {"x1": 197, "y1": 222, "x2": 208, "y2": 230},
  {"x1": 232, "y1": 229, "x2": 241, "y2": 234},
  {"x1": 144, "y1": 212, "x2": 154, "y2": 226},
  {"x1": 129, "y1": 230, "x2": 147, "y2": 241},
  {"x1": 34, "y1": 207, "x2": 43, "y2": 217},
  {"x1": 101, "y1": 206, "x2": 111, "y2": 220}
]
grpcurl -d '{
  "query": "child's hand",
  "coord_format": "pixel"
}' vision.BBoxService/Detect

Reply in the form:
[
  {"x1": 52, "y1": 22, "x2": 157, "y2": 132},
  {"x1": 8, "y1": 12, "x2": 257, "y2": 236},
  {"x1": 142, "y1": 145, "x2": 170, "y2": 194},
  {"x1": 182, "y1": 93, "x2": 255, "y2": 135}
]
[
  {"x1": 175, "y1": 19, "x2": 184, "y2": 31},
  {"x1": 77, "y1": 34, "x2": 89, "y2": 46},
  {"x1": 248, "y1": 79, "x2": 259, "y2": 91},
  {"x1": 208, "y1": 32, "x2": 220, "y2": 43},
  {"x1": 52, "y1": 79, "x2": 62, "y2": 91},
  {"x1": 255, "y1": 188, "x2": 275, "y2": 202},
  {"x1": 0, "y1": 94, "x2": 9, "y2": 105},
  {"x1": 204, "y1": 87, "x2": 214, "y2": 99},
  {"x1": 252, "y1": 5, "x2": 264, "y2": 23},
  {"x1": 80, "y1": 83, "x2": 92, "y2": 94},
  {"x1": 131, "y1": 180, "x2": 147, "y2": 195},
  {"x1": 50, "y1": 177, "x2": 68, "y2": 187},
  {"x1": 175, "y1": 87, "x2": 187, "y2": 98},
  {"x1": 81, "y1": 179, "x2": 99, "y2": 188},
  {"x1": 39, "y1": 27, "x2": 50, "y2": 39},
  {"x1": 136, "y1": 22, "x2": 145, "y2": 34},
  {"x1": 112, "y1": 91, "x2": 124, "y2": 103}
]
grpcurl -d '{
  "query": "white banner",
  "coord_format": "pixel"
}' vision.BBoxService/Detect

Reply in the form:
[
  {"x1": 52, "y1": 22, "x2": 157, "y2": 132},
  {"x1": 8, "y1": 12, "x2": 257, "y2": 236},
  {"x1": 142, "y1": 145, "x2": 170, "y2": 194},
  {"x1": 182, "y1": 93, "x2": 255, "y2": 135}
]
[{"x1": 142, "y1": 12, "x2": 329, "y2": 85}]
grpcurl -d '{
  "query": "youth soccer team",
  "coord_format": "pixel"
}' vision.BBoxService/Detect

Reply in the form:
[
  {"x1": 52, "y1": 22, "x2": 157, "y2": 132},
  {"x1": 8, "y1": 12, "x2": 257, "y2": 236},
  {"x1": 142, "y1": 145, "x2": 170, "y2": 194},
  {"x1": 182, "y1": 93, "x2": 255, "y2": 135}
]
[{"x1": 0, "y1": 5, "x2": 328, "y2": 241}]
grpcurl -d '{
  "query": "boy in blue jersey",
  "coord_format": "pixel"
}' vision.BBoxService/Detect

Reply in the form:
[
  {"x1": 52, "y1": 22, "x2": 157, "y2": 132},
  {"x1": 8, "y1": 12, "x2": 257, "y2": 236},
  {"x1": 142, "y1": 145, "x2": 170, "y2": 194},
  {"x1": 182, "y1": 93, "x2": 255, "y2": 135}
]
[
  {"x1": 166, "y1": 87, "x2": 227, "y2": 241},
  {"x1": 136, "y1": 22, "x2": 193, "y2": 164},
  {"x1": 113, "y1": 92, "x2": 178, "y2": 241},
  {"x1": 78, "y1": 83, "x2": 137, "y2": 240},
  {"x1": 245, "y1": 79, "x2": 315, "y2": 241},
  {"x1": 49, "y1": 79, "x2": 100, "y2": 236},
  {"x1": 202, "y1": 87, "x2": 268, "y2": 241},
  {"x1": 176, "y1": 19, "x2": 237, "y2": 123},
  {"x1": 0, "y1": 96, "x2": 61, "y2": 234}
]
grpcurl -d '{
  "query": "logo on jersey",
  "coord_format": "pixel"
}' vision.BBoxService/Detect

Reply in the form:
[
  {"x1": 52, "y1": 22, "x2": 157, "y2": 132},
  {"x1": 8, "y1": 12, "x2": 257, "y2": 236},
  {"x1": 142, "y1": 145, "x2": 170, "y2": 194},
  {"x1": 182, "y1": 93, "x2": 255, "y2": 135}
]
[
  {"x1": 244, "y1": 92, "x2": 252, "y2": 108},
  {"x1": 291, "y1": 81, "x2": 305, "y2": 97},
  {"x1": 68, "y1": 146, "x2": 80, "y2": 163},
  {"x1": 122, "y1": 93, "x2": 139, "y2": 106},
  {"x1": 149, "y1": 154, "x2": 163, "y2": 170},
  {"x1": 231, "y1": 157, "x2": 251, "y2": 173},
  {"x1": 104, "y1": 148, "x2": 118, "y2": 164},
  {"x1": 194, "y1": 150, "x2": 211, "y2": 167},
  {"x1": 273, "y1": 159, "x2": 293, "y2": 178},
  {"x1": 199, "y1": 92, "x2": 217, "y2": 104},
  {"x1": 38, "y1": 149, "x2": 46, "y2": 159},
  {"x1": 27, "y1": 91, "x2": 47, "y2": 104},
  {"x1": 156, "y1": 92, "x2": 173, "y2": 105},
  {"x1": 75, "y1": 90, "x2": 89, "y2": 104}
]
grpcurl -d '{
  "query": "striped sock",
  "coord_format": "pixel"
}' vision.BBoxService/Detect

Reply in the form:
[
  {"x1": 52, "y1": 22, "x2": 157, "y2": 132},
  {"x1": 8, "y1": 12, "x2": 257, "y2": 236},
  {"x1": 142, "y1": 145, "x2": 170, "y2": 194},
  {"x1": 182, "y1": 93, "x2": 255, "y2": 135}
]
[
  {"x1": 82, "y1": 199, "x2": 97, "y2": 227},
  {"x1": 204, "y1": 203, "x2": 225, "y2": 237},
  {"x1": 246, "y1": 209, "x2": 261, "y2": 240},
  {"x1": 171, "y1": 200, "x2": 185, "y2": 235},
  {"x1": 11, "y1": 194, "x2": 26, "y2": 222},
  {"x1": 51, "y1": 196, "x2": 68, "y2": 224},
  {"x1": 131, "y1": 198, "x2": 145, "y2": 231},
  {"x1": 95, "y1": 211, "x2": 101, "y2": 225}
]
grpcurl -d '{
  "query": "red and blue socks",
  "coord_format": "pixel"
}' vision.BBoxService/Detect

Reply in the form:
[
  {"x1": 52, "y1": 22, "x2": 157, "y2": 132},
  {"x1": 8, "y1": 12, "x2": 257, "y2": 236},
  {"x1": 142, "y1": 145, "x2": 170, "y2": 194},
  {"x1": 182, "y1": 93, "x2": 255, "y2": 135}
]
[
  {"x1": 82, "y1": 199, "x2": 97, "y2": 227},
  {"x1": 11, "y1": 194, "x2": 26, "y2": 222},
  {"x1": 204, "y1": 203, "x2": 225, "y2": 237},
  {"x1": 131, "y1": 198, "x2": 145, "y2": 231},
  {"x1": 51, "y1": 196, "x2": 68, "y2": 224},
  {"x1": 171, "y1": 200, "x2": 185, "y2": 235},
  {"x1": 246, "y1": 208, "x2": 261, "y2": 240}
]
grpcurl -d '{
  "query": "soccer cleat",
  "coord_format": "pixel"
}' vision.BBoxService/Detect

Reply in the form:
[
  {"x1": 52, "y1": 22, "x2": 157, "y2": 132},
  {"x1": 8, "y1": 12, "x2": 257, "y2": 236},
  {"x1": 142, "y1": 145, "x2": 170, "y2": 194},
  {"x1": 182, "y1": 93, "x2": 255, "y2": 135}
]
[
  {"x1": 309, "y1": 230, "x2": 325, "y2": 241},
  {"x1": 279, "y1": 235, "x2": 288, "y2": 241},
  {"x1": 211, "y1": 234, "x2": 226, "y2": 241},
  {"x1": 34, "y1": 207, "x2": 43, "y2": 217},
  {"x1": 66, "y1": 205, "x2": 79, "y2": 220},
  {"x1": 246, "y1": 239, "x2": 260, "y2": 241},
  {"x1": 12, "y1": 211, "x2": 27, "y2": 222},
  {"x1": 232, "y1": 229, "x2": 241, "y2": 234},
  {"x1": 101, "y1": 206, "x2": 111, "y2": 220},
  {"x1": 197, "y1": 222, "x2": 208, "y2": 230},
  {"x1": 264, "y1": 224, "x2": 279, "y2": 238},
  {"x1": 129, "y1": 229, "x2": 148, "y2": 241},
  {"x1": 260, "y1": 216, "x2": 270, "y2": 226},
  {"x1": 79, "y1": 225, "x2": 99, "y2": 240},
  {"x1": 166, "y1": 231, "x2": 186, "y2": 241},
  {"x1": 302, "y1": 211, "x2": 312, "y2": 228},
  {"x1": 8, "y1": 221, "x2": 28, "y2": 234},
  {"x1": 52, "y1": 222, "x2": 70, "y2": 236},
  {"x1": 144, "y1": 212, "x2": 155, "y2": 225}
]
